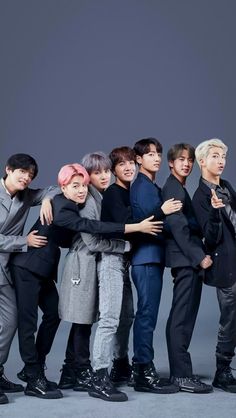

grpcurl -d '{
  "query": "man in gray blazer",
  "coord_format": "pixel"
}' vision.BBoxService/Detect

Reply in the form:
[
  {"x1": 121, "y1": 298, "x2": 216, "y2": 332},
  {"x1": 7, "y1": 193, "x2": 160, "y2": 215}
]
[{"x1": 0, "y1": 153, "x2": 57, "y2": 404}]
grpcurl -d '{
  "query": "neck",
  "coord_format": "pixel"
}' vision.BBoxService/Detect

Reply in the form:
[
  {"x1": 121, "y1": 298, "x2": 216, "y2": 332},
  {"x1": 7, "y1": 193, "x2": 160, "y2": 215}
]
[
  {"x1": 171, "y1": 172, "x2": 186, "y2": 185},
  {"x1": 202, "y1": 171, "x2": 220, "y2": 185},
  {"x1": 139, "y1": 167, "x2": 155, "y2": 182},
  {"x1": 4, "y1": 178, "x2": 17, "y2": 196},
  {"x1": 115, "y1": 178, "x2": 130, "y2": 190}
]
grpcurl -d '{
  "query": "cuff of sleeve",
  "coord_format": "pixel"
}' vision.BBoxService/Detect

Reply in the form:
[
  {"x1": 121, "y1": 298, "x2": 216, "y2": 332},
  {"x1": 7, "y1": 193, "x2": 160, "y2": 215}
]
[
  {"x1": 12, "y1": 237, "x2": 28, "y2": 253},
  {"x1": 124, "y1": 241, "x2": 131, "y2": 252}
]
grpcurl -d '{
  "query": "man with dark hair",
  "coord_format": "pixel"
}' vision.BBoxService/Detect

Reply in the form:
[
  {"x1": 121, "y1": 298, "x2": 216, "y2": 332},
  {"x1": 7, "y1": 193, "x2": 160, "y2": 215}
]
[
  {"x1": 162, "y1": 143, "x2": 213, "y2": 393},
  {"x1": 193, "y1": 138, "x2": 236, "y2": 393},
  {"x1": 0, "y1": 153, "x2": 57, "y2": 404},
  {"x1": 129, "y1": 138, "x2": 181, "y2": 394}
]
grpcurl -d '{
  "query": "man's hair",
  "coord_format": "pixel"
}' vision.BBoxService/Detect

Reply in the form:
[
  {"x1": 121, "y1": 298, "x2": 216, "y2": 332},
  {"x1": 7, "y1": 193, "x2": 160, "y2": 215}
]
[
  {"x1": 167, "y1": 143, "x2": 195, "y2": 163},
  {"x1": 81, "y1": 151, "x2": 111, "y2": 175},
  {"x1": 195, "y1": 138, "x2": 228, "y2": 167},
  {"x1": 109, "y1": 146, "x2": 136, "y2": 172},
  {"x1": 58, "y1": 163, "x2": 90, "y2": 187},
  {"x1": 4, "y1": 153, "x2": 38, "y2": 179},
  {"x1": 133, "y1": 138, "x2": 163, "y2": 158}
]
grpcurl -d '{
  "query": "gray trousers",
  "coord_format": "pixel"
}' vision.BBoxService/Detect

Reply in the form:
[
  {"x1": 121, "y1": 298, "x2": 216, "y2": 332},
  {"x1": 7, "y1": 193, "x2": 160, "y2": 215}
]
[
  {"x1": 0, "y1": 284, "x2": 17, "y2": 366},
  {"x1": 216, "y1": 281, "x2": 236, "y2": 363},
  {"x1": 92, "y1": 253, "x2": 134, "y2": 371}
]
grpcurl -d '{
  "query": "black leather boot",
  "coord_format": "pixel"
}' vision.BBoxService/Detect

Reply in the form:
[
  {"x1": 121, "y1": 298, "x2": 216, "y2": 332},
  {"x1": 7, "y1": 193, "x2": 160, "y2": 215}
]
[
  {"x1": 73, "y1": 367, "x2": 93, "y2": 391},
  {"x1": 18, "y1": 364, "x2": 58, "y2": 389},
  {"x1": 0, "y1": 366, "x2": 23, "y2": 393},
  {"x1": 213, "y1": 358, "x2": 236, "y2": 393},
  {"x1": 88, "y1": 368, "x2": 128, "y2": 401},
  {"x1": 25, "y1": 372, "x2": 63, "y2": 399},
  {"x1": 133, "y1": 362, "x2": 179, "y2": 394},
  {"x1": 0, "y1": 388, "x2": 8, "y2": 404},
  {"x1": 58, "y1": 364, "x2": 76, "y2": 389},
  {"x1": 110, "y1": 356, "x2": 132, "y2": 385}
]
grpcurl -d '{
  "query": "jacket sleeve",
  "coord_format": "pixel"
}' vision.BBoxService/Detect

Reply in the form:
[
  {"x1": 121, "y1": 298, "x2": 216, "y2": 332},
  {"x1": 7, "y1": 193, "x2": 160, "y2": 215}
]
[
  {"x1": 79, "y1": 198, "x2": 126, "y2": 254},
  {"x1": 130, "y1": 184, "x2": 165, "y2": 222},
  {"x1": 26, "y1": 185, "x2": 60, "y2": 206},
  {"x1": 192, "y1": 193, "x2": 222, "y2": 247},
  {"x1": 162, "y1": 181, "x2": 205, "y2": 267},
  {"x1": 0, "y1": 235, "x2": 27, "y2": 253},
  {"x1": 53, "y1": 199, "x2": 125, "y2": 235}
]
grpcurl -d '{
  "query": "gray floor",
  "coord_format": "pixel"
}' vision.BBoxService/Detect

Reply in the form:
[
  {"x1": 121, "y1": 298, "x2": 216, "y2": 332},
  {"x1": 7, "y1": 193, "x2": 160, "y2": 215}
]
[{"x1": 1, "y1": 276, "x2": 236, "y2": 418}]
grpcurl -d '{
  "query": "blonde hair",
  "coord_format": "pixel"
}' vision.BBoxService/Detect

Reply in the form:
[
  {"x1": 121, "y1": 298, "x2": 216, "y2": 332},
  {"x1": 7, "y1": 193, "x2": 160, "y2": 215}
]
[{"x1": 195, "y1": 138, "x2": 228, "y2": 167}]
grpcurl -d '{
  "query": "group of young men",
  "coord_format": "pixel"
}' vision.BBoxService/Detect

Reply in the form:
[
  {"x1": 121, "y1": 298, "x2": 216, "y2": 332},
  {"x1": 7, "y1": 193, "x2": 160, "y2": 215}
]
[{"x1": 0, "y1": 137, "x2": 236, "y2": 405}]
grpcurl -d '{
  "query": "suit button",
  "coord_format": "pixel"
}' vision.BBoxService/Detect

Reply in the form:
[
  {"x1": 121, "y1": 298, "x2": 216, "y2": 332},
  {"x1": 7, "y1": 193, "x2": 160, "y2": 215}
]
[{"x1": 214, "y1": 253, "x2": 218, "y2": 256}]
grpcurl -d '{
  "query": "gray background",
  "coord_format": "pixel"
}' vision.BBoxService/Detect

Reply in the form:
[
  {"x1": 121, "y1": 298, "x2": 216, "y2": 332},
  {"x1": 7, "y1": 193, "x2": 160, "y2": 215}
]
[{"x1": 0, "y1": 1, "x2": 236, "y2": 417}]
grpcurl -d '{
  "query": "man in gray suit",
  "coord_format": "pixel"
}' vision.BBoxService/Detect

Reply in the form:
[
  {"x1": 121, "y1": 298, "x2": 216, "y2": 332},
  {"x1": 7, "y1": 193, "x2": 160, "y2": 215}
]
[{"x1": 0, "y1": 153, "x2": 57, "y2": 404}]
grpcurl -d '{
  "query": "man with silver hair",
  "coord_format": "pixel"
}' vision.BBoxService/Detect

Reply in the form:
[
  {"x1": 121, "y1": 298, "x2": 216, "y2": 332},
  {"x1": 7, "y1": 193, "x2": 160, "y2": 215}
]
[{"x1": 193, "y1": 138, "x2": 236, "y2": 393}]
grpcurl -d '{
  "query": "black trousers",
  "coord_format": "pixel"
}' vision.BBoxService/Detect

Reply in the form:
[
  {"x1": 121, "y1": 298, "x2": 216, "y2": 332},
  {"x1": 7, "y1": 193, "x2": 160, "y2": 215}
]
[
  {"x1": 64, "y1": 323, "x2": 92, "y2": 369},
  {"x1": 216, "y1": 281, "x2": 236, "y2": 363},
  {"x1": 166, "y1": 266, "x2": 203, "y2": 378},
  {"x1": 11, "y1": 266, "x2": 60, "y2": 375}
]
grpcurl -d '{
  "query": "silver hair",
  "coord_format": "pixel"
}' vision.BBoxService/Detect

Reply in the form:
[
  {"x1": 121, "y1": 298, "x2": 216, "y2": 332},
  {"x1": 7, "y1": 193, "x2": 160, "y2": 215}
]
[
  {"x1": 195, "y1": 138, "x2": 228, "y2": 167},
  {"x1": 81, "y1": 151, "x2": 111, "y2": 174}
]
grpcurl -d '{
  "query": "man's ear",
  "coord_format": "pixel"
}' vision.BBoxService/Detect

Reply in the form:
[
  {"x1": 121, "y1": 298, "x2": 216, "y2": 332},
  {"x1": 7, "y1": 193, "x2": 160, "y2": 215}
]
[
  {"x1": 136, "y1": 155, "x2": 142, "y2": 165},
  {"x1": 199, "y1": 158, "x2": 205, "y2": 168},
  {"x1": 168, "y1": 160, "x2": 174, "y2": 169},
  {"x1": 5, "y1": 166, "x2": 12, "y2": 176}
]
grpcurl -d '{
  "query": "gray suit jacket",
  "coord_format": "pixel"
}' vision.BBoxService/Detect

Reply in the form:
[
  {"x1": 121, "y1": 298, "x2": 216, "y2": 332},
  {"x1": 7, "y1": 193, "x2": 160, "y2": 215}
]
[
  {"x1": 0, "y1": 180, "x2": 58, "y2": 285},
  {"x1": 58, "y1": 185, "x2": 126, "y2": 324}
]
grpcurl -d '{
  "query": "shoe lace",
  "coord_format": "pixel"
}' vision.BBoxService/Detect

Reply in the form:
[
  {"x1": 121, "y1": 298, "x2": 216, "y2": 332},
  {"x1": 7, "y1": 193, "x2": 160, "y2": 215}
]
[
  {"x1": 191, "y1": 376, "x2": 208, "y2": 387},
  {"x1": 221, "y1": 366, "x2": 236, "y2": 381}
]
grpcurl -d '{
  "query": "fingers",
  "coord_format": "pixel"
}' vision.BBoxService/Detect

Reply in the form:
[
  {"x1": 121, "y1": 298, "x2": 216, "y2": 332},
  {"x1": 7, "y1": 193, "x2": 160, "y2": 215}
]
[
  {"x1": 211, "y1": 189, "x2": 217, "y2": 199},
  {"x1": 200, "y1": 255, "x2": 213, "y2": 269},
  {"x1": 40, "y1": 213, "x2": 45, "y2": 226},
  {"x1": 27, "y1": 231, "x2": 48, "y2": 247},
  {"x1": 145, "y1": 215, "x2": 154, "y2": 221},
  {"x1": 211, "y1": 188, "x2": 225, "y2": 208}
]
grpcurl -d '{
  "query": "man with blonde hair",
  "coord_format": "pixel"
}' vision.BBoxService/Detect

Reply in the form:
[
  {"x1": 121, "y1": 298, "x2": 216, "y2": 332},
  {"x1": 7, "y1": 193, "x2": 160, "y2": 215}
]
[{"x1": 193, "y1": 138, "x2": 236, "y2": 393}]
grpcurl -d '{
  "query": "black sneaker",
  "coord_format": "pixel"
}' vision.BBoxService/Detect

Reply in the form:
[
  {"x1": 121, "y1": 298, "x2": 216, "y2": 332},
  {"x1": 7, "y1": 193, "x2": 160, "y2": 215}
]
[
  {"x1": 73, "y1": 367, "x2": 93, "y2": 392},
  {"x1": 134, "y1": 362, "x2": 179, "y2": 394},
  {"x1": 25, "y1": 374, "x2": 63, "y2": 399},
  {"x1": 172, "y1": 376, "x2": 213, "y2": 393},
  {"x1": 213, "y1": 366, "x2": 236, "y2": 393},
  {"x1": 0, "y1": 389, "x2": 8, "y2": 404},
  {"x1": 88, "y1": 368, "x2": 128, "y2": 402},
  {"x1": 0, "y1": 374, "x2": 24, "y2": 393},
  {"x1": 18, "y1": 366, "x2": 58, "y2": 390},
  {"x1": 110, "y1": 357, "x2": 132, "y2": 386},
  {"x1": 58, "y1": 364, "x2": 76, "y2": 389}
]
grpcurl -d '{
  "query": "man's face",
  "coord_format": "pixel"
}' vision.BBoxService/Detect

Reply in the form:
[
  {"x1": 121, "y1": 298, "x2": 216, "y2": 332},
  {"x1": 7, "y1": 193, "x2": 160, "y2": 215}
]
[
  {"x1": 200, "y1": 146, "x2": 226, "y2": 178},
  {"x1": 169, "y1": 149, "x2": 194, "y2": 182},
  {"x1": 61, "y1": 175, "x2": 88, "y2": 204},
  {"x1": 137, "y1": 144, "x2": 162, "y2": 175},
  {"x1": 89, "y1": 169, "x2": 111, "y2": 193},
  {"x1": 114, "y1": 159, "x2": 136, "y2": 186},
  {"x1": 5, "y1": 167, "x2": 34, "y2": 194}
]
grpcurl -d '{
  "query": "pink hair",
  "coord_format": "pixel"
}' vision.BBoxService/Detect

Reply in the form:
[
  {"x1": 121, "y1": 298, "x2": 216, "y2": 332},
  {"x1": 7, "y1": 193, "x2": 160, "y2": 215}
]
[{"x1": 58, "y1": 163, "x2": 90, "y2": 187}]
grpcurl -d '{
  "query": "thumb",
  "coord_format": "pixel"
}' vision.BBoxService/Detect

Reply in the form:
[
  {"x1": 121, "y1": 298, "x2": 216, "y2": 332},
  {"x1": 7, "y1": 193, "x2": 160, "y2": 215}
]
[
  {"x1": 145, "y1": 215, "x2": 154, "y2": 221},
  {"x1": 211, "y1": 189, "x2": 217, "y2": 198}
]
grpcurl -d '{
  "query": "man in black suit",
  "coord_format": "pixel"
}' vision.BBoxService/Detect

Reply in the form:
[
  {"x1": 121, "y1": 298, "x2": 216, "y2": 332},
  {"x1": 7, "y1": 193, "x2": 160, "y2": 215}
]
[
  {"x1": 10, "y1": 163, "x2": 160, "y2": 399},
  {"x1": 193, "y1": 138, "x2": 236, "y2": 393},
  {"x1": 162, "y1": 143, "x2": 213, "y2": 393}
]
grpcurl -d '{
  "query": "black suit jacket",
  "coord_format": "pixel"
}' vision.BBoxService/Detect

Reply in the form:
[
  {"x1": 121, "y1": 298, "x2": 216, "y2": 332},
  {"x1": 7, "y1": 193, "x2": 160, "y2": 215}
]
[
  {"x1": 192, "y1": 178, "x2": 236, "y2": 287},
  {"x1": 10, "y1": 193, "x2": 125, "y2": 280},
  {"x1": 162, "y1": 174, "x2": 205, "y2": 269}
]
